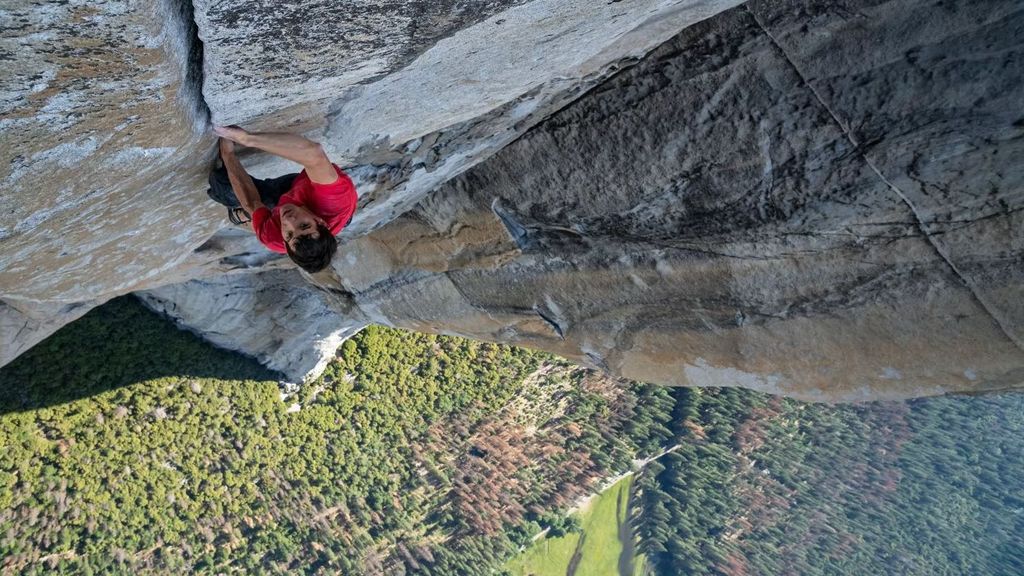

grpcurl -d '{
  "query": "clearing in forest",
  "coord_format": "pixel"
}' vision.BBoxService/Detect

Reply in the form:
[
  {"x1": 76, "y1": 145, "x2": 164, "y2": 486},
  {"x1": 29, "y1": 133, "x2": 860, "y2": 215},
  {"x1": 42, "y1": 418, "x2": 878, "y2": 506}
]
[{"x1": 504, "y1": 475, "x2": 643, "y2": 576}]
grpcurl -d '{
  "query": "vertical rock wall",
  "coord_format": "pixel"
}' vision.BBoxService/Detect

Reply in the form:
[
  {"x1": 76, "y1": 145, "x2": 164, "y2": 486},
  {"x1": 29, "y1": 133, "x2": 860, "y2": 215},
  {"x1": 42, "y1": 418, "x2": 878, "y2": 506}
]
[
  {"x1": 2, "y1": 0, "x2": 744, "y2": 371},
  {"x1": 325, "y1": 0, "x2": 1024, "y2": 400},
  {"x1": 0, "y1": 0, "x2": 215, "y2": 363}
]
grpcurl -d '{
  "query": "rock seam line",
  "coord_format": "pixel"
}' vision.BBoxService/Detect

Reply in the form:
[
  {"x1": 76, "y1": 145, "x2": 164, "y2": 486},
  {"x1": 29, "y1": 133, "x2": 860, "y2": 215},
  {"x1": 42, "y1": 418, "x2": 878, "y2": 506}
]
[
  {"x1": 171, "y1": 0, "x2": 211, "y2": 130},
  {"x1": 745, "y1": 5, "x2": 1024, "y2": 353}
]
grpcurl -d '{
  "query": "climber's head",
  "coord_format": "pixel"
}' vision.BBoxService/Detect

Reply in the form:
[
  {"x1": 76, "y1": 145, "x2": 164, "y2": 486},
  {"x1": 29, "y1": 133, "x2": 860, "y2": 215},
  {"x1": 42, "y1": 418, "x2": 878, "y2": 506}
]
[{"x1": 280, "y1": 203, "x2": 337, "y2": 273}]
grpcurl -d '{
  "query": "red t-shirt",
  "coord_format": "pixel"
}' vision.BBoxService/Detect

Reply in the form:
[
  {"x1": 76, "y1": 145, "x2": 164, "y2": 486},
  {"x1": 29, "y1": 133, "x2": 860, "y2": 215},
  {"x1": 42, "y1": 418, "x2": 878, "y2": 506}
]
[{"x1": 252, "y1": 164, "x2": 357, "y2": 254}]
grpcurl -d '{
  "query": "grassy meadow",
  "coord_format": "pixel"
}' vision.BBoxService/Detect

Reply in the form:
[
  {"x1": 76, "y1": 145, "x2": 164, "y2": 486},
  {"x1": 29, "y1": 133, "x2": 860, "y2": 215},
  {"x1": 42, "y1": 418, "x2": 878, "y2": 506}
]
[{"x1": 505, "y1": 475, "x2": 644, "y2": 576}]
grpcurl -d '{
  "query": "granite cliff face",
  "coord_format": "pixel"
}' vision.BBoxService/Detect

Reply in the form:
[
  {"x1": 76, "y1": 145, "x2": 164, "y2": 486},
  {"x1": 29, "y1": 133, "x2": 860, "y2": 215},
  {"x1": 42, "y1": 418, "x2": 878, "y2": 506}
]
[{"x1": 2, "y1": 0, "x2": 1022, "y2": 401}]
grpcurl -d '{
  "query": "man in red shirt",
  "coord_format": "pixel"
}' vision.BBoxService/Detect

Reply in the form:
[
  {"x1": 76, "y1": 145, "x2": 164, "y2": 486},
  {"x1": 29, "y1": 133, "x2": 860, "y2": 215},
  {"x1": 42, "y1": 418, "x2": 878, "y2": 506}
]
[{"x1": 207, "y1": 126, "x2": 357, "y2": 273}]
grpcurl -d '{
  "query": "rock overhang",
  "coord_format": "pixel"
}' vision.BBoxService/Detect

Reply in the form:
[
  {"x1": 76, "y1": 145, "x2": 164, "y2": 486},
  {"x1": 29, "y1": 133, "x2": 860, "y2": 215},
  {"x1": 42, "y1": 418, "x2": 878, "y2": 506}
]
[
  {"x1": 1, "y1": 0, "x2": 1022, "y2": 401},
  {"x1": 1, "y1": 0, "x2": 743, "y2": 365}
]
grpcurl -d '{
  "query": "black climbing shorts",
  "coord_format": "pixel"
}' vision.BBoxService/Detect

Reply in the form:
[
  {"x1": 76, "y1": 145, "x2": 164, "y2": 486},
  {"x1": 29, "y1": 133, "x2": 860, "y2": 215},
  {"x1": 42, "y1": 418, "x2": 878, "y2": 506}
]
[{"x1": 207, "y1": 163, "x2": 299, "y2": 210}]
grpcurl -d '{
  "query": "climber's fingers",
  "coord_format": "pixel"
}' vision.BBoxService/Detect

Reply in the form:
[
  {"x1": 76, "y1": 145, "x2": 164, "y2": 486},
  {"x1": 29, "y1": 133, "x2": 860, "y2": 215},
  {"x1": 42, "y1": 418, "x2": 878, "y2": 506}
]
[{"x1": 214, "y1": 125, "x2": 249, "y2": 145}]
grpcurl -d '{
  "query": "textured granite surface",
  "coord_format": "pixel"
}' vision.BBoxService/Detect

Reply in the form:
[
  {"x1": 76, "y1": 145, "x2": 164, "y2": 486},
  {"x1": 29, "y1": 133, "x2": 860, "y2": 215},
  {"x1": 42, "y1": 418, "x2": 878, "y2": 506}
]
[{"x1": 2, "y1": 0, "x2": 1021, "y2": 399}]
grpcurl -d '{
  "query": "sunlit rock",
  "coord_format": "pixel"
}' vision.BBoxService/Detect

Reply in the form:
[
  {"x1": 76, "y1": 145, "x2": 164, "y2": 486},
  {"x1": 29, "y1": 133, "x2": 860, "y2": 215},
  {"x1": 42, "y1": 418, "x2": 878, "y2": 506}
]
[{"x1": 1, "y1": 0, "x2": 1021, "y2": 401}]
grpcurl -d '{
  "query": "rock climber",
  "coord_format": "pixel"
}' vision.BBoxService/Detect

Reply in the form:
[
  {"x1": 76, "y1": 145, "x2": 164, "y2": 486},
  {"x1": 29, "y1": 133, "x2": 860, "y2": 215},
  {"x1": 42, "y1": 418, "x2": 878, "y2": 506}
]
[{"x1": 206, "y1": 125, "x2": 357, "y2": 273}]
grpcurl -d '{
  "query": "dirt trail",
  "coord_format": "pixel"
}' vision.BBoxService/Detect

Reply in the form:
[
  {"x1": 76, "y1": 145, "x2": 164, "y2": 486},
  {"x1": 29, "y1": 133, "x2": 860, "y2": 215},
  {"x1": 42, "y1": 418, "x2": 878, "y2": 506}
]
[
  {"x1": 616, "y1": 481, "x2": 638, "y2": 576},
  {"x1": 565, "y1": 533, "x2": 587, "y2": 576}
]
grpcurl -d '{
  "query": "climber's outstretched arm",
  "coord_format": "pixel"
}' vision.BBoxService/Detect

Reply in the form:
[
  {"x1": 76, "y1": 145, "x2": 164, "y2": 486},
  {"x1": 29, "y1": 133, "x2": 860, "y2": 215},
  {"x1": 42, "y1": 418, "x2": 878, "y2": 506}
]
[
  {"x1": 214, "y1": 125, "x2": 338, "y2": 185},
  {"x1": 219, "y1": 138, "x2": 265, "y2": 216}
]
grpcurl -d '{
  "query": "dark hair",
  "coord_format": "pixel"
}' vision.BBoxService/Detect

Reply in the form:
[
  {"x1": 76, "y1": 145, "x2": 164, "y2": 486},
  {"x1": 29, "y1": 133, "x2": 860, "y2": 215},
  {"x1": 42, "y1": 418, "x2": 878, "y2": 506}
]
[{"x1": 285, "y1": 223, "x2": 337, "y2": 273}]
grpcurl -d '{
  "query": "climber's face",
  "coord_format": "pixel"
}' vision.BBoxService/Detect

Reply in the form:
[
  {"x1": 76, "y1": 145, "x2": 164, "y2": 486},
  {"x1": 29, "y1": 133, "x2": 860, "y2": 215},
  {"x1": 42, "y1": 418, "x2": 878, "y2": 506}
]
[{"x1": 279, "y1": 203, "x2": 326, "y2": 250}]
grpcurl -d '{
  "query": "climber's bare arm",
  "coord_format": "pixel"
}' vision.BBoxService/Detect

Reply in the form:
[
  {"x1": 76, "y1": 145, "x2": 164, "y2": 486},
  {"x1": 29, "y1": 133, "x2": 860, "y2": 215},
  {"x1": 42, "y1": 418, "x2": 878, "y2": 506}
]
[
  {"x1": 214, "y1": 125, "x2": 338, "y2": 185},
  {"x1": 219, "y1": 138, "x2": 265, "y2": 216}
]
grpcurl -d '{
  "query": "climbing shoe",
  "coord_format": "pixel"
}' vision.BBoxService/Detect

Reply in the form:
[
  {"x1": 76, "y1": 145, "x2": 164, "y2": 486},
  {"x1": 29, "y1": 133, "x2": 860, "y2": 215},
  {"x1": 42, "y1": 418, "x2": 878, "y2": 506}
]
[{"x1": 228, "y1": 206, "x2": 251, "y2": 225}]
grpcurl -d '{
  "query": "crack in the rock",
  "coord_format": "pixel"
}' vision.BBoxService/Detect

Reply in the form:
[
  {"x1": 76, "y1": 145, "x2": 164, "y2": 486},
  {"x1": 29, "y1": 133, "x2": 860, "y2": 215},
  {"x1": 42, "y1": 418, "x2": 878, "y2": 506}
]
[
  {"x1": 746, "y1": 6, "x2": 1024, "y2": 353},
  {"x1": 533, "y1": 305, "x2": 565, "y2": 339},
  {"x1": 163, "y1": 0, "x2": 211, "y2": 131},
  {"x1": 12, "y1": 320, "x2": 31, "y2": 349}
]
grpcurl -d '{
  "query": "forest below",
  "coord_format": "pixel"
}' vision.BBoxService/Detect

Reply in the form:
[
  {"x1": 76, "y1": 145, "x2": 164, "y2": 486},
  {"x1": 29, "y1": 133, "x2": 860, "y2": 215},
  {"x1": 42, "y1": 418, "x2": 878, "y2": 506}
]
[{"x1": 1, "y1": 297, "x2": 1021, "y2": 575}]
